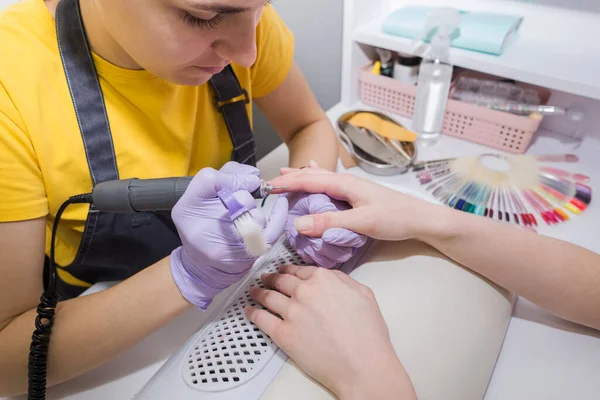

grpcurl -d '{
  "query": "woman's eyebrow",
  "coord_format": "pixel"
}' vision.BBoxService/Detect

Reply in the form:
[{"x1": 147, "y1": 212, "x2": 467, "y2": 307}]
[
  {"x1": 187, "y1": 0, "x2": 271, "y2": 14},
  {"x1": 187, "y1": 2, "x2": 250, "y2": 14}
]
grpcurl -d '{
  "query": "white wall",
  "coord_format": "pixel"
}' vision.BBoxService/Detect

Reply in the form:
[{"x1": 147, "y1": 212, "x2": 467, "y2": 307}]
[{"x1": 254, "y1": 1, "x2": 344, "y2": 159}]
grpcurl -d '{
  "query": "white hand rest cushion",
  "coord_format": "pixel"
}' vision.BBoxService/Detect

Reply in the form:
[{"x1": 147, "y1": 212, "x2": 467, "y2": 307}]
[{"x1": 260, "y1": 240, "x2": 514, "y2": 400}]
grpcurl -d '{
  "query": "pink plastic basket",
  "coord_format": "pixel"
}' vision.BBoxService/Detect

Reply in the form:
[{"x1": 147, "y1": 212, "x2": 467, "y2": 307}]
[{"x1": 359, "y1": 64, "x2": 551, "y2": 154}]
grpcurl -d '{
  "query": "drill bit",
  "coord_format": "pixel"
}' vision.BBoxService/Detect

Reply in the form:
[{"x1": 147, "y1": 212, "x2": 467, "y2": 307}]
[{"x1": 256, "y1": 180, "x2": 290, "y2": 198}]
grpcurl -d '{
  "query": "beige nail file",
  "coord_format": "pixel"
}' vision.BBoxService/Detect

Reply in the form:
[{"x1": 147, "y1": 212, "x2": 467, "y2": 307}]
[
  {"x1": 342, "y1": 123, "x2": 409, "y2": 167},
  {"x1": 348, "y1": 112, "x2": 417, "y2": 142}
]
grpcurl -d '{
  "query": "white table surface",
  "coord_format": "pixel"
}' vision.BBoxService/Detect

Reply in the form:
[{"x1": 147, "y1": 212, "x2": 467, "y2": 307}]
[{"x1": 5, "y1": 104, "x2": 600, "y2": 400}]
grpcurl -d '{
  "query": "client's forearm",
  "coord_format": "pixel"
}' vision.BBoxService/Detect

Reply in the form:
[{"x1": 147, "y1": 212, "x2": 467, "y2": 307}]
[{"x1": 418, "y1": 204, "x2": 600, "y2": 330}]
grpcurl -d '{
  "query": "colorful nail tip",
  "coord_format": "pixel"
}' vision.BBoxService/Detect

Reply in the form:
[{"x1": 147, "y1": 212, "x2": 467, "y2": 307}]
[
  {"x1": 565, "y1": 203, "x2": 581, "y2": 214},
  {"x1": 575, "y1": 187, "x2": 592, "y2": 205},
  {"x1": 556, "y1": 209, "x2": 569, "y2": 220},
  {"x1": 552, "y1": 209, "x2": 565, "y2": 221},
  {"x1": 570, "y1": 198, "x2": 587, "y2": 211},
  {"x1": 530, "y1": 214, "x2": 538, "y2": 226}
]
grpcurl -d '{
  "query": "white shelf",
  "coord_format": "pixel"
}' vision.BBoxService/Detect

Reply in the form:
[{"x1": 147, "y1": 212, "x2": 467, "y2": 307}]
[{"x1": 352, "y1": 8, "x2": 600, "y2": 101}]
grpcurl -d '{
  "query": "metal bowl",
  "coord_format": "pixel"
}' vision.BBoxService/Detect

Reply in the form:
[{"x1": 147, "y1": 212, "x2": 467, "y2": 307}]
[{"x1": 336, "y1": 110, "x2": 417, "y2": 175}]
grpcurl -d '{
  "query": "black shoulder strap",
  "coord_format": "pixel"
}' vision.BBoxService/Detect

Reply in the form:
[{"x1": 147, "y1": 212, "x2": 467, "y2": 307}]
[
  {"x1": 210, "y1": 66, "x2": 257, "y2": 166},
  {"x1": 55, "y1": 0, "x2": 119, "y2": 185}
]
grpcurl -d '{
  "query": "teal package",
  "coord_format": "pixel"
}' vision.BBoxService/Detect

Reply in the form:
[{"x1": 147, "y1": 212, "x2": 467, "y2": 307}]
[
  {"x1": 456, "y1": 12, "x2": 523, "y2": 55},
  {"x1": 382, "y1": 6, "x2": 523, "y2": 56}
]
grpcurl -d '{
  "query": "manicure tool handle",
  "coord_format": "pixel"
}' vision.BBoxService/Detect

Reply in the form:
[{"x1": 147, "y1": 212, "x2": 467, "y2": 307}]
[{"x1": 91, "y1": 177, "x2": 269, "y2": 212}]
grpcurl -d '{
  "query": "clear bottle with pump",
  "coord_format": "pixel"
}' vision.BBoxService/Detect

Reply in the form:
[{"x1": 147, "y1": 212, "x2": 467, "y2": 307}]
[{"x1": 412, "y1": 8, "x2": 461, "y2": 146}]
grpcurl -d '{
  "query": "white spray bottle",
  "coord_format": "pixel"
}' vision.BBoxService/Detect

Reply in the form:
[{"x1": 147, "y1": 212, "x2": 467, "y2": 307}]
[{"x1": 412, "y1": 8, "x2": 461, "y2": 146}]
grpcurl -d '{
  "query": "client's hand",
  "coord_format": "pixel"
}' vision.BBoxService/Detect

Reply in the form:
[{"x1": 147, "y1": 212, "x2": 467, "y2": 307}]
[
  {"x1": 170, "y1": 162, "x2": 288, "y2": 311},
  {"x1": 270, "y1": 168, "x2": 438, "y2": 241},
  {"x1": 245, "y1": 265, "x2": 416, "y2": 400}
]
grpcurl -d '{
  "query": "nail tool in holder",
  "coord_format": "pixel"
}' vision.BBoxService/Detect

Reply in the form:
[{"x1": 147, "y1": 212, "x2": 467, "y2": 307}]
[
  {"x1": 348, "y1": 111, "x2": 418, "y2": 143},
  {"x1": 336, "y1": 110, "x2": 417, "y2": 175}
]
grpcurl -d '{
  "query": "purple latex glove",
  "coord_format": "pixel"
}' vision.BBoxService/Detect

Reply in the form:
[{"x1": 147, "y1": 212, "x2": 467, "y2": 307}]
[
  {"x1": 170, "y1": 162, "x2": 288, "y2": 311},
  {"x1": 285, "y1": 192, "x2": 367, "y2": 269}
]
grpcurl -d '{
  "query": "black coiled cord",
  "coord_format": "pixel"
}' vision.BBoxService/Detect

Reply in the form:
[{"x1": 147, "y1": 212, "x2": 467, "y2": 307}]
[{"x1": 28, "y1": 193, "x2": 93, "y2": 400}]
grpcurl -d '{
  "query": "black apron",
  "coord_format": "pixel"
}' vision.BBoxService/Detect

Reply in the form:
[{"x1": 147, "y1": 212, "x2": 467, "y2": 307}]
[{"x1": 49, "y1": 0, "x2": 258, "y2": 299}]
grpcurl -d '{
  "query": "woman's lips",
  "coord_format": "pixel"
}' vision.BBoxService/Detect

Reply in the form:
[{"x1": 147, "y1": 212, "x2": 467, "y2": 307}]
[{"x1": 194, "y1": 65, "x2": 226, "y2": 74}]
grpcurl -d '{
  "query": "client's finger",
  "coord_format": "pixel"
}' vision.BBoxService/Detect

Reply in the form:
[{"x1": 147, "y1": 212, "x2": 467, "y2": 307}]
[
  {"x1": 270, "y1": 169, "x2": 333, "y2": 187},
  {"x1": 294, "y1": 208, "x2": 368, "y2": 237},
  {"x1": 279, "y1": 265, "x2": 317, "y2": 280},
  {"x1": 249, "y1": 287, "x2": 290, "y2": 318},
  {"x1": 245, "y1": 306, "x2": 282, "y2": 339},
  {"x1": 269, "y1": 171, "x2": 355, "y2": 203},
  {"x1": 261, "y1": 272, "x2": 302, "y2": 297}
]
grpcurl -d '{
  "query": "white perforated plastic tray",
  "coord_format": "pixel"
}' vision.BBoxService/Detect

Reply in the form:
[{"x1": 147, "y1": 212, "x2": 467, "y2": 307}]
[{"x1": 182, "y1": 240, "x2": 308, "y2": 392}]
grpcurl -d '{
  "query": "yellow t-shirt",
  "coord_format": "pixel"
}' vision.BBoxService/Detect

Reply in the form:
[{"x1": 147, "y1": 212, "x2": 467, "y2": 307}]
[{"x1": 0, "y1": 0, "x2": 294, "y2": 271}]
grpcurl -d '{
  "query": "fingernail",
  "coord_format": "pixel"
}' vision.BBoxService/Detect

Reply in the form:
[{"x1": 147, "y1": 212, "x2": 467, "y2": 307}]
[{"x1": 294, "y1": 216, "x2": 314, "y2": 232}]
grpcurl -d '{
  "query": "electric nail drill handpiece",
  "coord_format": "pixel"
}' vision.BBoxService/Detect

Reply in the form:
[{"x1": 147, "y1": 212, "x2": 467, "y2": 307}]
[{"x1": 90, "y1": 177, "x2": 282, "y2": 212}]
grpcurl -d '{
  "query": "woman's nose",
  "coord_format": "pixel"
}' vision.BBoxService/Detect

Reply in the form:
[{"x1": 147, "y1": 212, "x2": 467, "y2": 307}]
[{"x1": 214, "y1": 15, "x2": 259, "y2": 68}]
